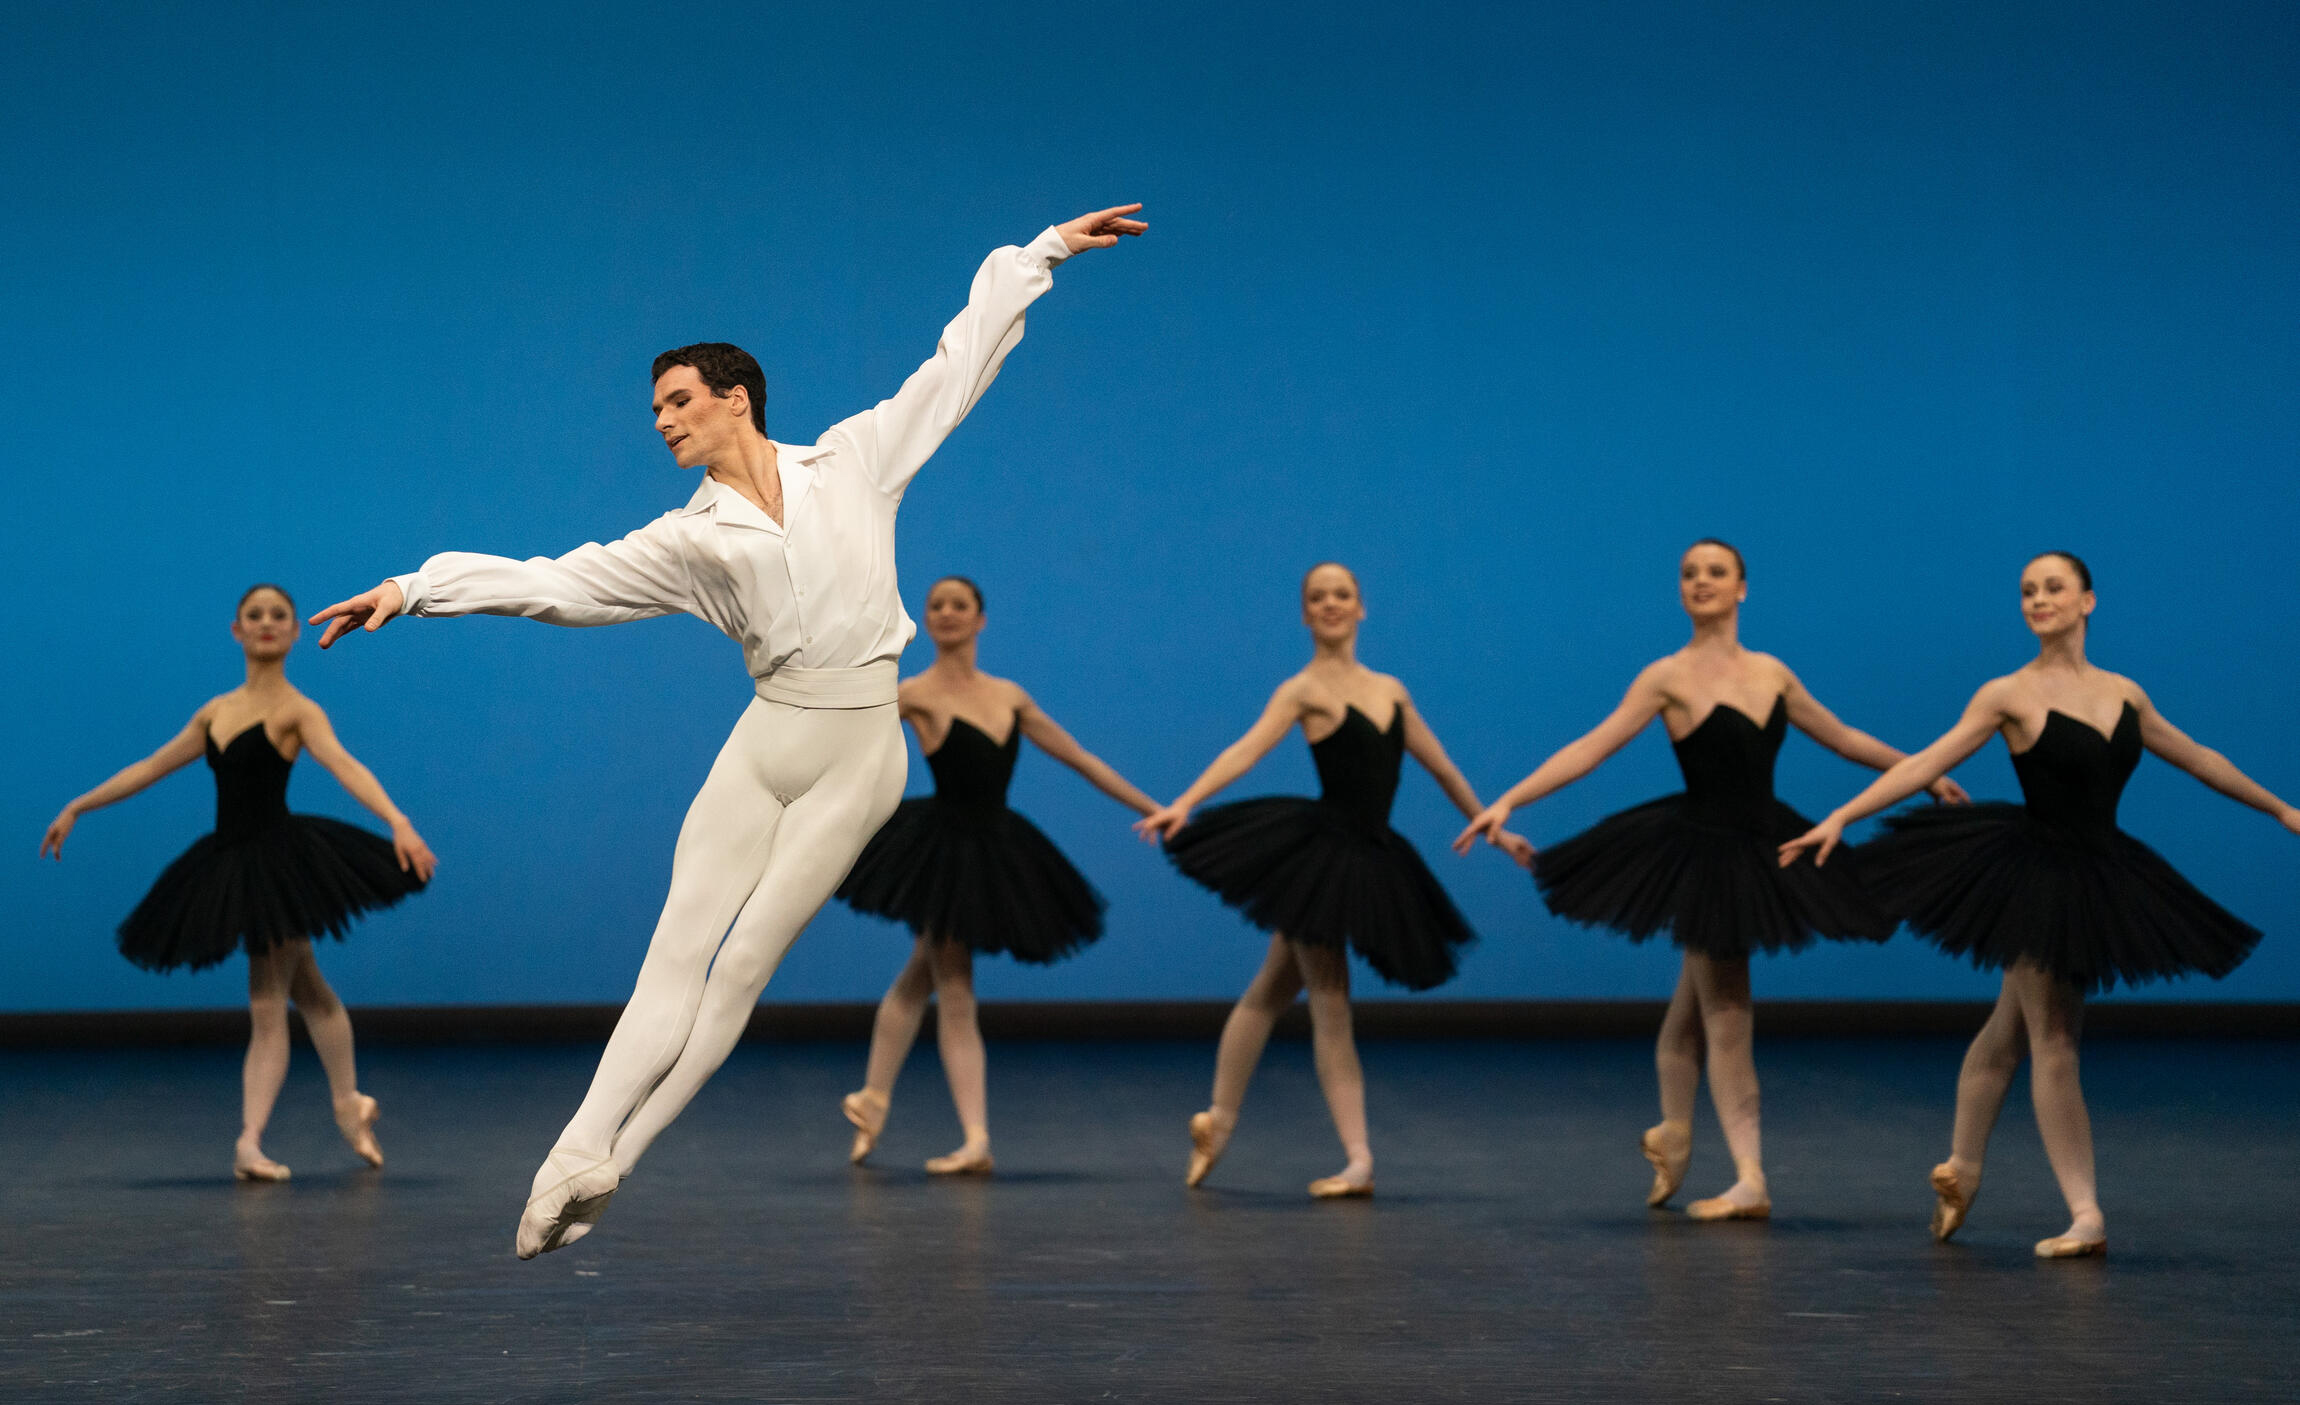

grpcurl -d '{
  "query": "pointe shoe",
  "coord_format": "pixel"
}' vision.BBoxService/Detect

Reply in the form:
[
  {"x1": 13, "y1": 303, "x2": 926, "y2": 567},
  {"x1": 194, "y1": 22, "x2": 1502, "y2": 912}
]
[
  {"x1": 1308, "y1": 1173, "x2": 1374, "y2": 1199},
  {"x1": 924, "y1": 1143, "x2": 994, "y2": 1176},
  {"x1": 2034, "y1": 1233, "x2": 2107, "y2": 1259},
  {"x1": 334, "y1": 1093, "x2": 384, "y2": 1168},
  {"x1": 233, "y1": 1146, "x2": 291, "y2": 1182},
  {"x1": 1640, "y1": 1120, "x2": 1692, "y2": 1207},
  {"x1": 1929, "y1": 1162, "x2": 1976, "y2": 1242},
  {"x1": 1685, "y1": 1192, "x2": 1771, "y2": 1222},
  {"x1": 515, "y1": 1149, "x2": 620, "y2": 1260},
  {"x1": 1185, "y1": 1109, "x2": 1234, "y2": 1189},
  {"x1": 842, "y1": 1089, "x2": 889, "y2": 1165}
]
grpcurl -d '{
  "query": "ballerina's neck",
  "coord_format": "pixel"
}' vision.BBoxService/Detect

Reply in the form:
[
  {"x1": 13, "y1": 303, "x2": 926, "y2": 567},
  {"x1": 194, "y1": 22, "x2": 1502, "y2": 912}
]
[
  {"x1": 2033, "y1": 626, "x2": 2090, "y2": 671},
  {"x1": 1687, "y1": 613, "x2": 1741, "y2": 649},
  {"x1": 928, "y1": 643, "x2": 982, "y2": 679}
]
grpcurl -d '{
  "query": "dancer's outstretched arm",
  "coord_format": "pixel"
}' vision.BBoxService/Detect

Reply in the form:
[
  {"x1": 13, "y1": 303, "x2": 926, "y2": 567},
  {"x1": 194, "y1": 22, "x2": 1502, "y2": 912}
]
[
  {"x1": 1778, "y1": 680, "x2": 2015, "y2": 867},
  {"x1": 1134, "y1": 681, "x2": 1303, "y2": 841},
  {"x1": 290, "y1": 699, "x2": 439, "y2": 880},
  {"x1": 1399, "y1": 695, "x2": 1536, "y2": 867},
  {"x1": 2130, "y1": 685, "x2": 2300, "y2": 831},
  {"x1": 40, "y1": 706, "x2": 215, "y2": 858},
  {"x1": 1018, "y1": 694, "x2": 1159, "y2": 815},
  {"x1": 1780, "y1": 667, "x2": 1970, "y2": 804},
  {"x1": 836, "y1": 204, "x2": 1146, "y2": 499},
  {"x1": 310, "y1": 515, "x2": 694, "y2": 649},
  {"x1": 1451, "y1": 662, "x2": 1672, "y2": 854}
]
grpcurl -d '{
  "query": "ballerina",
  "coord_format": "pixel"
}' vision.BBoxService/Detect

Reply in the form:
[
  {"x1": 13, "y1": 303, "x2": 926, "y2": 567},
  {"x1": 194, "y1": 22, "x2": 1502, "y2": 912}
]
[
  {"x1": 1781, "y1": 551, "x2": 2295, "y2": 1258},
  {"x1": 310, "y1": 205, "x2": 1145, "y2": 1257},
  {"x1": 1136, "y1": 563, "x2": 1532, "y2": 1198},
  {"x1": 835, "y1": 574, "x2": 1158, "y2": 1175},
  {"x1": 40, "y1": 584, "x2": 435, "y2": 1181},
  {"x1": 1457, "y1": 540, "x2": 1966, "y2": 1220}
]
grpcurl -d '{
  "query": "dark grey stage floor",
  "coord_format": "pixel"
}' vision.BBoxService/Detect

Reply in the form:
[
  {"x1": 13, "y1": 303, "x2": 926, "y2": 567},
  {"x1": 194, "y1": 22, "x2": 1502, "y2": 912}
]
[{"x1": 3, "y1": 1035, "x2": 2294, "y2": 1403}]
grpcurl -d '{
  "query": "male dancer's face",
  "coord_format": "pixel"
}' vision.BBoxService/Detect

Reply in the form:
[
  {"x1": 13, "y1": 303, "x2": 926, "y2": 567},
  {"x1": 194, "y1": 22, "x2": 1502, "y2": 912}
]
[{"x1": 651, "y1": 365, "x2": 753, "y2": 471}]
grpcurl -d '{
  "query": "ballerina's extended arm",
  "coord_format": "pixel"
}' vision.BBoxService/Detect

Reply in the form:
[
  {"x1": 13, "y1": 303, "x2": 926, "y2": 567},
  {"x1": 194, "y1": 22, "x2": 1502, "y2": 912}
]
[
  {"x1": 1779, "y1": 668, "x2": 1970, "y2": 806},
  {"x1": 1397, "y1": 694, "x2": 1537, "y2": 868},
  {"x1": 1133, "y1": 681, "x2": 1307, "y2": 842},
  {"x1": 291, "y1": 699, "x2": 439, "y2": 881},
  {"x1": 1777, "y1": 681, "x2": 2015, "y2": 868},
  {"x1": 1450, "y1": 663, "x2": 1673, "y2": 856},
  {"x1": 40, "y1": 707, "x2": 216, "y2": 859},
  {"x1": 2129, "y1": 685, "x2": 2300, "y2": 834},
  {"x1": 1018, "y1": 694, "x2": 1160, "y2": 816}
]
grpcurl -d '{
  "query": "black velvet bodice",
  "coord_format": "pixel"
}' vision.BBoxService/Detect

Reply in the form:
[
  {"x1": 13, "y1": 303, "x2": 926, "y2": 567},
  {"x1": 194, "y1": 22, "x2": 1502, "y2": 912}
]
[
  {"x1": 207, "y1": 725, "x2": 293, "y2": 843},
  {"x1": 926, "y1": 716, "x2": 1021, "y2": 810},
  {"x1": 2012, "y1": 704, "x2": 2140, "y2": 842},
  {"x1": 1671, "y1": 697, "x2": 1786, "y2": 832},
  {"x1": 1312, "y1": 706, "x2": 1405, "y2": 829}
]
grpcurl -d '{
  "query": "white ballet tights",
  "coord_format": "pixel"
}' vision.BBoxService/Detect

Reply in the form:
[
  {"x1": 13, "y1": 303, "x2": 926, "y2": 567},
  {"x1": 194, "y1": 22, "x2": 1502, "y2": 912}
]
[{"x1": 548, "y1": 696, "x2": 905, "y2": 1179}]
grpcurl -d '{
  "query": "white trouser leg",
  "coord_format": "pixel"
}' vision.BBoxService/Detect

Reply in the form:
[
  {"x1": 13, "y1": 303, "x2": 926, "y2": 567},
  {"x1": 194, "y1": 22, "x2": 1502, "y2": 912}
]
[{"x1": 547, "y1": 697, "x2": 905, "y2": 1174}]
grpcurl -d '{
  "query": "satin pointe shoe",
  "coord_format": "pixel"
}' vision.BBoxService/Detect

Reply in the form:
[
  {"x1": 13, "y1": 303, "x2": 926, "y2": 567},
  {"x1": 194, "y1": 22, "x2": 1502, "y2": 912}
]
[
  {"x1": 1185, "y1": 1109, "x2": 1233, "y2": 1189},
  {"x1": 924, "y1": 1144, "x2": 994, "y2": 1176},
  {"x1": 1640, "y1": 1120, "x2": 1692, "y2": 1208},
  {"x1": 515, "y1": 1149, "x2": 620, "y2": 1260},
  {"x1": 334, "y1": 1092, "x2": 384, "y2": 1168},
  {"x1": 233, "y1": 1147, "x2": 291, "y2": 1182},
  {"x1": 1929, "y1": 1162, "x2": 1976, "y2": 1243},
  {"x1": 1685, "y1": 1193, "x2": 1771, "y2": 1222},
  {"x1": 1308, "y1": 1173, "x2": 1374, "y2": 1200},
  {"x1": 842, "y1": 1089, "x2": 889, "y2": 1165},
  {"x1": 2034, "y1": 1234, "x2": 2107, "y2": 1260}
]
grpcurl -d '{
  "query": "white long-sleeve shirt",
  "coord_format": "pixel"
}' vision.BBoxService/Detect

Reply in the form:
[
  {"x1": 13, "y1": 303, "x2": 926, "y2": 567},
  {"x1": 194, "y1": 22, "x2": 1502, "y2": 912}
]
[{"x1": 390, "y1": 226, "x2": 1074, "y2": 690}]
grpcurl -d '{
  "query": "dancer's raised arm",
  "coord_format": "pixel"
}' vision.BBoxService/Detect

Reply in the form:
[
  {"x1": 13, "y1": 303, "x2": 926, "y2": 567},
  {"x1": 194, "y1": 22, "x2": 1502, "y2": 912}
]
[
  {"x1": 834, "y1": 204, "x2": 1146, "y2": 498},
  {"x1": 1134, "y1": 680, "x2": 1304, "y2": 841},
  {"x1": 40, "y1": 706, "x2": 216, "y2": 858},
  {"x1": 1779, "y1": 668, "x2": 1970, "y2": 804},
  {"x1": 1778, "y1": 679, "x2": 2017, "y2": 867},
  {"x1": 1019, "y1": 693, "x2": 1159, "y2": 816},
  {"x1": 2131, "y1": 686, "x2": 2300, "y2": 831},
  {"x1": 1452, "y1": 663, "x2": 1670, "y2": 854}
]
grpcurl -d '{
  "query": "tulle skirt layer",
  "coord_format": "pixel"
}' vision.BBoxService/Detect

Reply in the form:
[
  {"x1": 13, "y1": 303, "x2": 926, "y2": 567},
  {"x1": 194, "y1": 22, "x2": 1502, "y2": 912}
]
[
  {"x1": 1862, "y1": 803, "x2": 2260, "y2": 992},
  {"x1": 117, "y1": 817, "x2": 425, "y2": 973},
  {"x1": 836, "y1": 798, "x2": 1105, "y2": 964},
  {"x1": 1533, "y1": 795, "x2": 1893, "y2": 958},
  {"x1": 1165, "y1": 797, "x2": 1473, "y2": 992}
]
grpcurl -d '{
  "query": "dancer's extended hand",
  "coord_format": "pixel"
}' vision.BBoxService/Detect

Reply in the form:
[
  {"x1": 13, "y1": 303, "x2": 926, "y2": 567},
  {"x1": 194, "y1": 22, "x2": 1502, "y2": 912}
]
[
  {"x1": 1778, "y1": 816, "x2": 1846, "y2": 868},
  {"x1": 1056, "y1": 204, "x2": 1148, "y2": 253},
  {"x1": 1451, "y1": 803, "x2": 1513, "y2": 856},
  {"x1": 1490, "y1": 829, "x2": 1537, "y2": 870},
  {"x1": 1134, "y1": 802, "x2": 1190, "y2": 844},
  {"x1": 1926, "y1": 777, "x2": 1972, "y2": 805},
  {"x1": 40, "y1": 807, "x2": 76, "y2": 860},
  {"x1": 310, "y1": 580, "x2": 407, "y2": 649},
  {"x1": 393, "y1": 821, "x2": 439, "y2": 883}
]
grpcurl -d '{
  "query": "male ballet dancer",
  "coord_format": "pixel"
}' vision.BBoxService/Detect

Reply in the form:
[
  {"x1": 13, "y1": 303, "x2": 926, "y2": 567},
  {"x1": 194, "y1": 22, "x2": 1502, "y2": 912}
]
[{"x1": 311, "y1": 204, "x2": 1146, "y2": 1257}]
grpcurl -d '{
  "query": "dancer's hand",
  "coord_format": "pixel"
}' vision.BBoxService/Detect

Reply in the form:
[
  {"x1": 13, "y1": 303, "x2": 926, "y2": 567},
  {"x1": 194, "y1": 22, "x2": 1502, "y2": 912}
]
[
  {"x1": 1925, "y1": 777, "x2": 1971, "y2": 805},
  {"x1": 39, "y1": 807, "x2": 76, "y2": 860},
  {"x1": 1056, "y1": 204, "x2": 1148, "y2": 253},
  {"x1": 310, "y1": 580, "x2": 406, "y2": 649},
  {"x1": 1134, "y1": 802, "x2": 1190, "y2": 843},
  {"x1": 1452, "y1": 803, "x2": 1513, "y2": 856},
  {"x1": 1778, "y1": 816, "x2": 1846, "y2": 868},
  {"x1": 393, "y1": 821, "x2": 438, "y2": 883},
  {"x1": 1491, "y1": 829, "x2": 1537, "y2": 870}
]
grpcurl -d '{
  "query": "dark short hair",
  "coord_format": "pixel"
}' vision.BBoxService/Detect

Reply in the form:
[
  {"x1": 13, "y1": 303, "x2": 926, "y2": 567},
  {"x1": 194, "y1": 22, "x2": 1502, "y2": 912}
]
[
  {"x1": 930, "y1": 575, "x2": 985, "y2": 611},
  {"x1": 2028, "y1": 550, "x2": 2093, "y2": 591},
  {"x1": 1685, "y1": 538, "x2": 1747, "y2": 580},
  {"x1": 652, "y1": 343, "x2": 767, "y2": 434},
  {"x1": 238, "y1": 583, "x2": 295, "y2": 615},
  {"x1": 1301, "y1": 561, "x2": 1361, "y2": 597}
]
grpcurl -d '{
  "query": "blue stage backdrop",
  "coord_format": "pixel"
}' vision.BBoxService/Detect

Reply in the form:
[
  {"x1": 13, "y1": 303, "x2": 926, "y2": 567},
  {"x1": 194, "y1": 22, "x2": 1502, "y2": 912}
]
[{"x1": 4, "y1": 2, "x2": 2295, "y2": 1011}]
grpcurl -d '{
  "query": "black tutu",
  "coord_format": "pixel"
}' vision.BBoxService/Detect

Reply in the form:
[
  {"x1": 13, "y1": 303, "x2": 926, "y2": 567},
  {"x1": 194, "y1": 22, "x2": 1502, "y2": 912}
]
[
  {"x1": 1863, "y1": 803, "x2": 2261, "y2": 992},
  {"x1": 1166, "y1": 796, "x2": 1474, "y2": 992},
  {"x1": 1534, "y1": 795, "x2": 1894, "y2": 958},
  {"x1": 117, "y1": 815, "x2": 425, "y2": 973},
  {"x1": 837, "y1": 796, "x2": 1106, "y2": 964}
]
